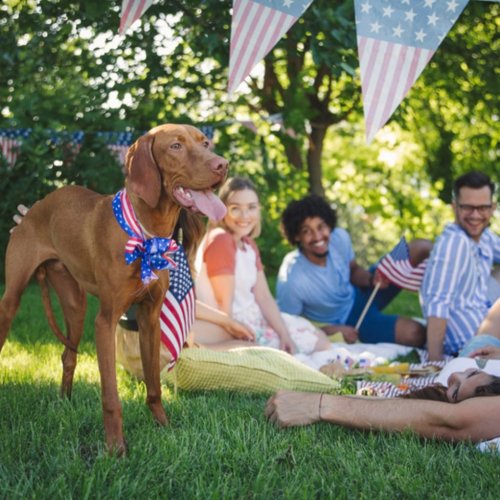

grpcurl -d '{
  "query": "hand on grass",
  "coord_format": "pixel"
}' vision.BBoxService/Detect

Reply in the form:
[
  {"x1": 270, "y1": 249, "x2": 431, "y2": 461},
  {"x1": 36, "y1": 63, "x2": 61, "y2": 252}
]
[{"x1": 265, "y1": 390, "x2": 321, "y2": 427}]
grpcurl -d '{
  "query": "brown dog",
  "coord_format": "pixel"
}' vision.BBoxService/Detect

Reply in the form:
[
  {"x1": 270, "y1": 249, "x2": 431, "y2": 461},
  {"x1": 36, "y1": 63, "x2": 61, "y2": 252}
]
[{"x1": 0, "y1": 124, "x2": 228, "y2": 454}]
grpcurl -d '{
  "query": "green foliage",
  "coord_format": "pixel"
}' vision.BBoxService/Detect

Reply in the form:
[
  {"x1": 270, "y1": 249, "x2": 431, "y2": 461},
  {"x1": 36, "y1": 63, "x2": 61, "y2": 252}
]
[{"x1": 0, "y1": 127, "x2": 124, "y2": 275}]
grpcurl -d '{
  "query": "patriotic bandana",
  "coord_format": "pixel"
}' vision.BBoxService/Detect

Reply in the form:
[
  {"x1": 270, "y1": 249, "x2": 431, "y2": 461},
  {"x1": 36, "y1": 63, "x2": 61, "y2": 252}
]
[
  {"x1": 113, "y1": 188, "x2": 195, "y2": 369},
  {"x1": 112, "y1": 189, "x2": 179, "y2": 285}
]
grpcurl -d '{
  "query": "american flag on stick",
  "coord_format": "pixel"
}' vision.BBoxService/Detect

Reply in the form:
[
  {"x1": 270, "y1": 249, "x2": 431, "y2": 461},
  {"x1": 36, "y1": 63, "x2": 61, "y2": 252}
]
[
  {"x1": 119, "y1": 0, "x2": 154, "y2": 35},
  {"x1": 377, "y1": 237, "x2": 427, "y2": 292},
  {"x1": 160, "y1": 244, "x2": 196, "y2": 370},
  {"x1": 228, "y1": 0, "x2": 314, "y2": 95},
  {"x1": 354, "y1": 0, "x2": 469, "y2": 143}
]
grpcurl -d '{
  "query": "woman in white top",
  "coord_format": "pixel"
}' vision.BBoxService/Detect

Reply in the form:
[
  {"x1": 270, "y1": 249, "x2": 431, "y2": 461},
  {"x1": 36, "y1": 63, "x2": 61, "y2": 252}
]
[{"x1": 195, "y1": 177, "x2": 332, "y2": 354}]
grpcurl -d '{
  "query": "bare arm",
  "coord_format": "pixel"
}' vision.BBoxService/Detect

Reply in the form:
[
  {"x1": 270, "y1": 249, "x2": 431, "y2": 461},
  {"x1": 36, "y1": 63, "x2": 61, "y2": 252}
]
[
  {"x1": 208, "y1": 274, "x2": 235, "y2": 315},
  {"x1": 265, "y1": 390, "x2": 500, "y2": 442},
  {"x1": 426, "y1": 316, "x2": 447, "y2": 361},
  {"x1": 349, "y1": 260, "x2": 372, "y2": 288},
  {"x1": 253, "y1": 270, "x2": 296, "y2": 353},
  {"x1": 195, "y1": 300, "x2": 255, "y2": 341}
]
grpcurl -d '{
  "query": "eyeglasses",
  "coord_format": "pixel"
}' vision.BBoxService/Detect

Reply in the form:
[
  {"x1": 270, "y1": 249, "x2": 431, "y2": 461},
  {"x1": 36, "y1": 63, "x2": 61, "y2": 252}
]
[
  {"x1": 227, "y1": 204, "x2": 260, "y2": 218},
  {"x1": 457, "y1": 204, "x2": 494, "y2": 215}
]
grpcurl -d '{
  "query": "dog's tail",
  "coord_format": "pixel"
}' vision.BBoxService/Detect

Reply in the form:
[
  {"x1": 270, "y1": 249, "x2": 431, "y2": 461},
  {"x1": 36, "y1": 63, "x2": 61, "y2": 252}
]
[{"x1": 35, "y1": 266, "x2": 78, "y2": 353}]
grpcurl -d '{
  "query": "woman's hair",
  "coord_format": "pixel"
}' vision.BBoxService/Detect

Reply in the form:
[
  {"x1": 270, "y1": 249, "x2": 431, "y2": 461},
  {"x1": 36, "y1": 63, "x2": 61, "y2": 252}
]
[
  {"x1": 400, "y1": 374, "x2": 500, "y2": 403},
  {"x1": 212, "y1": 176, "x2": 261, "y2": 238},
  {"x1": 281, "y1": 194, "x2": 337, "y2": 246}
]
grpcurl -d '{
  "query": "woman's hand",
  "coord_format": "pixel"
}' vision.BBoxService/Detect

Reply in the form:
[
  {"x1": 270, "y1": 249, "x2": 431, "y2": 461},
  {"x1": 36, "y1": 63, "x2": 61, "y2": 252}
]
[
  {"x1": 279, "y1": 332, "x2": 297, "y2": 354},
  {"x1": 265, "y1": 390, "x2": 322, "y2": 427},
  {"x1": 224, "y1": 318, "x2": 255, "y2": 341},
  {"x1": 469, "y1": 345, "x2": 500, "y2": 360}
]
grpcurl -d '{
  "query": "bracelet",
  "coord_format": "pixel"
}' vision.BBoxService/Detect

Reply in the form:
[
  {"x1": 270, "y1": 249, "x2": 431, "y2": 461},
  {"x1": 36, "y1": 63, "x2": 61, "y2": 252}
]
[{"x1": 318, "y1": 393, "x2": 325, "y2": 421}]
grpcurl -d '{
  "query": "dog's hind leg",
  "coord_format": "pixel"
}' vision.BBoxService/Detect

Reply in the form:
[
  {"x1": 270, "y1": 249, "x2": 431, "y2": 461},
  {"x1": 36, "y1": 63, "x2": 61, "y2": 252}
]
[
  {"x1": 44, "y1": 261, "x2": 87, "y2": 399},
  {"x1": 136, "y1": 293, "x2": 168, "y2": 426}
]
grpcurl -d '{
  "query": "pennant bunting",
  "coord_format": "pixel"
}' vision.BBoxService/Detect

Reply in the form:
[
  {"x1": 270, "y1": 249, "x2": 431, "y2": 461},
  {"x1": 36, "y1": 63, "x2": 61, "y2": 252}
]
[
  {"x1": 228, "y1": 0, "x2": 314, "y2": 95},
  {"x1": 119, "y1": 0, "x2": 154, "y2": 35},
  {"x1": 0, "y1": 129, "x2": 31, "y2": 167},
  {"x1": 354, "y1": 0, "x2": 469, "y2": 143}
]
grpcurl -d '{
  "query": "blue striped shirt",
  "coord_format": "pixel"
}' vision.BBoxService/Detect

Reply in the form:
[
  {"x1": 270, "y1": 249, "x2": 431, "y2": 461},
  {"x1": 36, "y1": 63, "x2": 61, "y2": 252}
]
[{"x1": 421, "y1": 224, "x2": 500, "y2": 354}]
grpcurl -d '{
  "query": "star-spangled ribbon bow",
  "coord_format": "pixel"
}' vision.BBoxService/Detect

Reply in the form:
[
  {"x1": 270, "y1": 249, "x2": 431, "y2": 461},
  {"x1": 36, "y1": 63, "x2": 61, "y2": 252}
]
[{"x1": 112, "y1": 189, "x2": 179, "y2": 285}]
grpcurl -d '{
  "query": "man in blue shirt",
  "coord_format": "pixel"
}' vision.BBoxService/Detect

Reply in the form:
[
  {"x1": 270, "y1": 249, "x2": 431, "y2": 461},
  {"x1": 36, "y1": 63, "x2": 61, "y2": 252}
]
[
  {"x1": 276, "y1": 195, "x2": 430, "y2": 347},
  {"x1": 421, "y1": 170, "x2": 500, "y2": 361}
]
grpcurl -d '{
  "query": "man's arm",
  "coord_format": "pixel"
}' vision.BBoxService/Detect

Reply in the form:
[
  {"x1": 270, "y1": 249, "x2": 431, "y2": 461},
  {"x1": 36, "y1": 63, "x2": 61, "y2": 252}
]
[
  {"x1": 426, "y1": 317, "x2": 448, "y2": 361},
  {"x1": 265, "y1": 390, "x2": 500, "y2": 442},
  {"x1": 349, "y1": 260, "x2": 372, "y2": 288}
]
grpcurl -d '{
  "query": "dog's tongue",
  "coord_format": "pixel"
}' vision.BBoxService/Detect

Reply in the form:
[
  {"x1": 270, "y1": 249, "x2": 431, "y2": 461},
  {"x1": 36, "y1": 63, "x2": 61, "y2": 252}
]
[{"x1": 189, "y1": 189, "x2": 227, "y2": 221}]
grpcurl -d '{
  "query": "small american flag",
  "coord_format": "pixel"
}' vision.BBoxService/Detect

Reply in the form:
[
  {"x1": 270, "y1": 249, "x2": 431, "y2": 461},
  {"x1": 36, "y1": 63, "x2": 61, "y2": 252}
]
[
  {"x1": 160, "y1": 245, "x2": 195, "y2": 370},
  {"x1": 228, "y1": 0, "x2": 314, "y2": 94},
  {"x1": 0, "y1": 129, "x2": 31, "y2": 167},
  {"x1": 112, "y1": 189, "x2": 191, "y2": 369},
  {"x1": 119, "y1": 0, "x2": 154, "y2": 35},
  {"x1": 354, "y1": 0, "x2": 469, "y2": 143},
  {"x1": 377, "y1": 237, "x2": 427, "y2": 292}
]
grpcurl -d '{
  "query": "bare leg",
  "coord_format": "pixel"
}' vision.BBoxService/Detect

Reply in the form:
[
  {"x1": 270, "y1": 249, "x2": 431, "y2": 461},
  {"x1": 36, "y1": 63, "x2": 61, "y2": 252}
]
[
  {"x1": 192, "y1": 319, "x2": 257, "y2": 350},
  {"x1": 394, "y1": 317, "x2": 426, "y2": 347}
]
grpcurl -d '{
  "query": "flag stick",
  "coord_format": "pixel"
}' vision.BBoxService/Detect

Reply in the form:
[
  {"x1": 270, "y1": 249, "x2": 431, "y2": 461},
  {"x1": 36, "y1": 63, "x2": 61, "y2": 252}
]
[{"x1": 355, "y1": 282, "x2": 381, "y2": 331}]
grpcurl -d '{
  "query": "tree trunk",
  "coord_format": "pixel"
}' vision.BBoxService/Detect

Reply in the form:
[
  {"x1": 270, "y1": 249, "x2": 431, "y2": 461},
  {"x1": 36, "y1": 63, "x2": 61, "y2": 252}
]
[{"x1": 307, "y1": 124, "x2": 328, "y2": 196}]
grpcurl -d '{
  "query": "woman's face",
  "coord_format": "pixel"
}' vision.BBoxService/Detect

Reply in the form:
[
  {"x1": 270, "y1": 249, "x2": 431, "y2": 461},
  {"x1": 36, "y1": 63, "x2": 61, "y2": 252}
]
[
  {"x1": 446, "y1": 368, "x2": 493, "y2": 403},
  {"x1": 224, "y1": 188, "x2": 260, "y2": 239}
]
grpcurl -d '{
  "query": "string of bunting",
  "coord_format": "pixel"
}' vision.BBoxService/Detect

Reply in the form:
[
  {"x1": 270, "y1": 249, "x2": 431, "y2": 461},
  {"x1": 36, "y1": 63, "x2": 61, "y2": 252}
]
[
  {"x1": 119, "y1": 0, "x2": 499, "y2": 143},
  {"x1": 0, "y1": 114, "x2": 293, "y2": 168}
]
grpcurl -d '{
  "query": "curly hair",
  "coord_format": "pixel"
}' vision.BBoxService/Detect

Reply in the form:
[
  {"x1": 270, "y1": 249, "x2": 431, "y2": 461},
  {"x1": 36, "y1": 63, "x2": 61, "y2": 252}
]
[{"x1": 281, "y1": 195, "x2": 337, "y2": 246}]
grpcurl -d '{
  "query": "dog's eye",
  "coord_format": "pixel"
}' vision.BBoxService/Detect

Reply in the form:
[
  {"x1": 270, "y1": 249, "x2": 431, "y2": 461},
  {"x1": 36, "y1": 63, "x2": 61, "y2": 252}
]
[
  {"x1": 170, "y1": 142, "x2": 182, "y2": 150},
  {"x1": 203, "y1": 140, "x2": 210, "y2": 148}
]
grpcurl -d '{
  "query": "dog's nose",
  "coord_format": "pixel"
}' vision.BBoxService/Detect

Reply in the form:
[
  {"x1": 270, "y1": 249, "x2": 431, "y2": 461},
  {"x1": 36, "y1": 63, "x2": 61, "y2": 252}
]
[{"x1": 209, "y1": 156, "x2": 228, "y2": 177}]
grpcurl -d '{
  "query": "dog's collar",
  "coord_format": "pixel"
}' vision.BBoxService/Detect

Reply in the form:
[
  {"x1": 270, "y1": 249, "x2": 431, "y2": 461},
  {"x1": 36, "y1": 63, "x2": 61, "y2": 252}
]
[{"x1": 112, "y1": 189, "x2": 179, "y2": 285}]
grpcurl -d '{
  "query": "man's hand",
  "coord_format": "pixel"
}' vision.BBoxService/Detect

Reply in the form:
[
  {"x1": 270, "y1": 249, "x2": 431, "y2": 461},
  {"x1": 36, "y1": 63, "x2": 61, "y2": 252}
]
[
  {"x1": 265, "y1": 390, "x2": 322, "y2": 427},
  {"x1": 321, "y1": 324, "x2": 358, "y2": 344},
  {"x1": 372, "y1": 269, "x2": 391, "y2": 289}
]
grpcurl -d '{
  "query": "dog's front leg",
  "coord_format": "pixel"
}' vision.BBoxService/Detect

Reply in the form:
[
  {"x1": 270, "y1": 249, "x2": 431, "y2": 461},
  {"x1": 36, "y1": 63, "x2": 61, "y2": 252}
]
[
  {"x1": 94, "y1": 305, "x2": 126, "y2": 456},
  {"x1": 136, "y1": 296, "x2": 168, "y2": 426}
]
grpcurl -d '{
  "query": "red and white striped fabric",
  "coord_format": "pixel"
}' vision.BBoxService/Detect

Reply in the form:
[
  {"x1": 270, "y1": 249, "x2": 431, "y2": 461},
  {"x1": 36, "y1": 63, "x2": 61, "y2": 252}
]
[
  {"x1": 0, "y1": 129, "x2": 31, "y2": 167},
  {"x1": 160, "y1": 247, "x2": 196, "y2": 370},
  {"x1": 228, "y1": 0, "x2": 313, "y2": 95},
  {"x1": 377, "y1": 237, "x2": 427, "y2": 292},
  {"x1": 119, "y1": 0, "x2": 154, "y2": 35},
  {"x1": 354, "y1": 0, "x2": 469, "y2": 143}
]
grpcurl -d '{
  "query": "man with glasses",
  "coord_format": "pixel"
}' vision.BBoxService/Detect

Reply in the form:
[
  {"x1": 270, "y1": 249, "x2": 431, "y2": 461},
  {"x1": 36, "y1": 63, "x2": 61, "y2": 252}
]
[{"x1": 421, "y1": 170, "x2": 499, "y2": 361}]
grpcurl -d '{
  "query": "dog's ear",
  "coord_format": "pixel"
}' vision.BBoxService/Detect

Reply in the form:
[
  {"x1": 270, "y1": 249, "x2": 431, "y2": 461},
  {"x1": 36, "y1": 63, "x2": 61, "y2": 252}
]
[{"x1": 125, "y1": 134, "x2": 161, "y2": 208}]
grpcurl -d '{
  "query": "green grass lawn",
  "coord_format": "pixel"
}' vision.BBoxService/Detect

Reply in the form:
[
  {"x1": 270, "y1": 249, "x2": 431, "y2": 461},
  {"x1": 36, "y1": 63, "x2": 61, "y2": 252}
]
[{"x1": 1, "y1": 284, "x2": 499, "y2": 499}]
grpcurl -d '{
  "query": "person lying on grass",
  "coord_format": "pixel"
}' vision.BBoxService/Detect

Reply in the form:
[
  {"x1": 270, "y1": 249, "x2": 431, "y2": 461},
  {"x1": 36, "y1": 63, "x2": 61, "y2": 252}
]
[{"x1": 266, "y1": 299, "x2": 500, "y2": 443}]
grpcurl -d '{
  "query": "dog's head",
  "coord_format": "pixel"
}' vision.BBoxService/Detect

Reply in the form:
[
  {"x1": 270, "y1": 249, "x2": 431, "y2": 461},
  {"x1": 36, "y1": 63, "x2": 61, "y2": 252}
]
[{"x1": 125, "y1": 124, "x2": 228, "y2": 221}]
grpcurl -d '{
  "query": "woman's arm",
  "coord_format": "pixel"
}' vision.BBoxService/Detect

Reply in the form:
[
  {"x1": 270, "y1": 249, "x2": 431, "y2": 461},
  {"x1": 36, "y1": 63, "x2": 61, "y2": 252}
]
[
  {"x1": 208, "y1": 274, "x2": 236, "y2": 316},
  {"x1": 265, "y1": 390, "x2": 500, "y2": 442},
  {"x1": 195, "y1": 300, "x2": 255, "y2": 340},
  {"x1": 253, "y1": 270, "x2": 295, "y2": 353}
]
